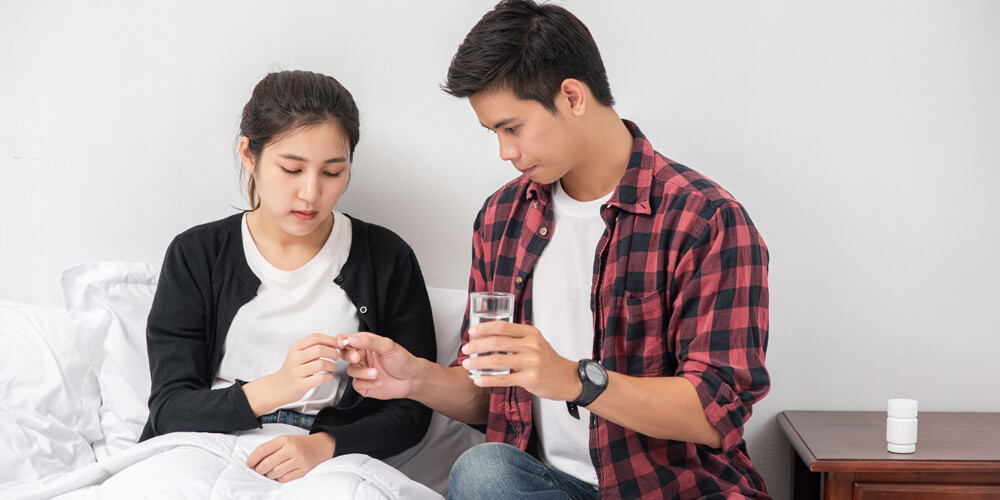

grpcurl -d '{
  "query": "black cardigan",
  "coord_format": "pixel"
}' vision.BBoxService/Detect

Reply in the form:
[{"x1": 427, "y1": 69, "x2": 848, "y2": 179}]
[{"x1": 139, "y1": 213, "x2": 435, "y2": 459}]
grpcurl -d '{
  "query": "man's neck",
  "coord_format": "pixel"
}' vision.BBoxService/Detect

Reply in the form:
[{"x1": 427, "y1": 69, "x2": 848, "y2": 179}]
[{"x1": 559, "y1": 109, "x2": 634, "y2": 202}]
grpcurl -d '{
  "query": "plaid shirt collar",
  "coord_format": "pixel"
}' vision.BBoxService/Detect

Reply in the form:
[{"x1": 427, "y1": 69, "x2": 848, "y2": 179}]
[{"x1": 523, "y1": 120, "x2": 655, "y2": 217}]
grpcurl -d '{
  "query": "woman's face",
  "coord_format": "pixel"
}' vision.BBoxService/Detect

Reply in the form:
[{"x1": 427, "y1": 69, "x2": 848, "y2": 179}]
[{"x1": 241, "y1": 120, "x2": 351, "y2": 240}]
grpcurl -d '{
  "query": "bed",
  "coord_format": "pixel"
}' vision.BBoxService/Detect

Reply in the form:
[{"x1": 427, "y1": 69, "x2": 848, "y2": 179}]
[{"x1": 0, "y1": 261, "x2": 484, "y2": 499}]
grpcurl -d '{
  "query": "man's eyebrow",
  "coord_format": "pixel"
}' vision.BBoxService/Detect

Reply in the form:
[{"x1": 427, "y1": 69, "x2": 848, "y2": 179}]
[
  {"x1": 277, "y1": 153, "x2": 348, "y2": 164},
  {"x1": 480, "y1": 118, "x2": 516, "y2": 131}
]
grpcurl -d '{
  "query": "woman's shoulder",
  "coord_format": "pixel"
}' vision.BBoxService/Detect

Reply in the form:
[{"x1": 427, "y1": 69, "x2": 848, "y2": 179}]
[
  {"x1": 344, "y1": 214, "x2": 414, "y2": 257},
  {"x1": 163, "y1": 213, "x2": 245, "y2": 269},
  {"x1": 170, "y1": 213, "x2": 244, "y2": 248}
]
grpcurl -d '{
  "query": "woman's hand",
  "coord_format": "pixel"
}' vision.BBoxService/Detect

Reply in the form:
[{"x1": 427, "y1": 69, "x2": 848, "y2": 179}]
[
  {"x1": 246, "y1": 432, "x2": 335, "y2": 482},
  {"x1": 243, "y1": 333, "x2": 344, "y2": 416}
]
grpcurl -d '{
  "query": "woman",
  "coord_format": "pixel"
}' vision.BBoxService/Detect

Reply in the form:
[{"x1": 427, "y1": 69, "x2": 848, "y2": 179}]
[{"x1": 138, "y1": 70, "x2": 435, "y2": 483}]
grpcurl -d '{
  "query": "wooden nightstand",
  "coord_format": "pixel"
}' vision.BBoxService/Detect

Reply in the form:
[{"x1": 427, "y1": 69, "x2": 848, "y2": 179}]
[{"x1": 777, "y1": 411, "x2": 1000, "y2": 499}]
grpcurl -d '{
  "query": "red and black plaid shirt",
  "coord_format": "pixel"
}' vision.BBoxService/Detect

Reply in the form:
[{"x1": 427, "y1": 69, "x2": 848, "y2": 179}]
[{"x1": 454, "y1": 121, "x2": 770, "y2": 499}]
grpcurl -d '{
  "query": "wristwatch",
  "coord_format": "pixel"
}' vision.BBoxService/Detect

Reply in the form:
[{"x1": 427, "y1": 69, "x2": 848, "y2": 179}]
[{"x1": 566, "y1": 359, "x2": 608, "y2": 420}]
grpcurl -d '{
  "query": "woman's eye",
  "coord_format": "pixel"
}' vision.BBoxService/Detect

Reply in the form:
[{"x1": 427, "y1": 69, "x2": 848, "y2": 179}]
[
  {"x1": 280, "y1": 167, "x2": 300, "y2": 175},
  {"x1": 323, "y1": 171, "x2": 342, "y2": 178},
  {"x1": 505, "y1": 126, "x2": 517, "y2": 134}
]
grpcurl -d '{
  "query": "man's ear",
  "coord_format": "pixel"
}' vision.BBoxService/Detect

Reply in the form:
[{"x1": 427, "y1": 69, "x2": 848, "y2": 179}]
[
  {"x1": 559, "y1": 78, "x2": 588, "y2": 117},
  {"x1": 238, "y1": 136, "x2": 255, "y2": 174}
]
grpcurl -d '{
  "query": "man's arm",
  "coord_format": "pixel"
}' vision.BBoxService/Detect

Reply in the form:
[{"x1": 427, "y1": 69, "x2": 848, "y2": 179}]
[
  {"x1": 340, "y1": 332, "x2": 491, "y2": 425},
  {"x1": 462, "y1": 321, "x2": 721, "y2": 446}
]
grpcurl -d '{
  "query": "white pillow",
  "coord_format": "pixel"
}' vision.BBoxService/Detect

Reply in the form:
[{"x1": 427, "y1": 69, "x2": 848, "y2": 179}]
[
  {"x1": 0, "y1": 299, "x2": 101, "y2": 485},
  {"x1": 384, "y1": 286, "x2": 484, "y2": 496},
  {"x1": 60, "y1": 262, "x2": 159, "y2": 461}
]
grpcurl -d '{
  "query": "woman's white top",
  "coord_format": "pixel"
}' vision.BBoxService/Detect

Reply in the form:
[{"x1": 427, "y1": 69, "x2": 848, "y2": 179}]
[
  {"x1": 212, "y1": 211, "x2": 358, "y2": 415},
  {"x1": 530, "y1": 180, "x2": 613, "y2": 486}
]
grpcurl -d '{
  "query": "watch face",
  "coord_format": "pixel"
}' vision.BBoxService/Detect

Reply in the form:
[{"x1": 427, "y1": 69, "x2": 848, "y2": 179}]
[{"x1": 585, "y1": 362, "x2": 607, "y2": 384}]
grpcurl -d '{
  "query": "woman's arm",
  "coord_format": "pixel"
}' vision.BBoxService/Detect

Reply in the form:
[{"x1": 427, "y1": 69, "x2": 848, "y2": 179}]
[{"x1": 142, "y1": 234, "x2": 261, "y2": 440}]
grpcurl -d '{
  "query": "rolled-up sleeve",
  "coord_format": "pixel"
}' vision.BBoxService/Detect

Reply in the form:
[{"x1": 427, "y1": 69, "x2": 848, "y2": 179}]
[{"x1": 673, "y1": 202, "x2": 769, "y2": 452}]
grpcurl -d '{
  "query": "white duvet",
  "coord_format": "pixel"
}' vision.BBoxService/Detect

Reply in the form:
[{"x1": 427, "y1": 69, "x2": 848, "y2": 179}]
[{"x1": 3, "y1": 424, "x2": 442, "y2": 500}]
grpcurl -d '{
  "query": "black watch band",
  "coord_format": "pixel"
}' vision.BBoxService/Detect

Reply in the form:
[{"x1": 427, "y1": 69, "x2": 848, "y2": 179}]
[{"x1": 566, "y1": 359, "x2": 608, "y2": 419}]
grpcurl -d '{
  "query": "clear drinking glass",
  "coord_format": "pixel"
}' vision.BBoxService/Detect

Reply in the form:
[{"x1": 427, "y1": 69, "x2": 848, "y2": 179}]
[{"x1": 467, "y1": 291, "x2": 514, "y2": 378}]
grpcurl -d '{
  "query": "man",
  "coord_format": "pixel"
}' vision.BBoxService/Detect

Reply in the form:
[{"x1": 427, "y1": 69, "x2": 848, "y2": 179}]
[{"x1": 337, "y1": 1, "x2": 770, "y2": 498}]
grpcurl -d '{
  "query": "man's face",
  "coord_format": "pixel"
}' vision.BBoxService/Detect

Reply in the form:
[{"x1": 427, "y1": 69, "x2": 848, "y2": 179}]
[{"x1": 469, "y1": 88, "x2": 580, "y2": 185}]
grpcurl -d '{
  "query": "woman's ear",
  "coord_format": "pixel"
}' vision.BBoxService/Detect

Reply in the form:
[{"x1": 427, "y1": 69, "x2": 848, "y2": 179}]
[{"x1": 238, "y1": 136, "x2": 255, "y2": 174}]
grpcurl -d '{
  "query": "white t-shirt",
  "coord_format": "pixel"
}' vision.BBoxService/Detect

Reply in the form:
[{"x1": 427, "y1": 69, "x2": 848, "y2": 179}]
[
  {"x1": 530, "y1": 181, "x2": 613, "y2": 486},
  {"x1": 212, "y1": 211, "x2": 358, "y2": 415}
]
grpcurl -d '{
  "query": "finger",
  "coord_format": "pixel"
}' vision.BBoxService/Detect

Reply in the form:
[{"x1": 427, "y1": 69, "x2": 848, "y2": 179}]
[
  {"x1": 351, "y1": 378, "x2": 383, "y2": 392},
  {"x1": 469, "y1": 320, "x2": 531, "y2": 339},
  {"x1": 336, "y1": 331, "x2": 396, "y2": 355},
  {"x1": 462, "y1": 351, "x2": 516, "y2": 373},
  {"x1": 471, "y1": 371, "x2": 517, "y2": 388},
  {"x1": 297, "y1": 344, "x2": 343, "y2": 363},
  {"x1": 339, "y1": 346, "x2": 364, "y2": 365},
  {"x1": 463, "y1": 335, "x2": 519, "y2": 357},
  {"x1": 277, "y1": 466, "x2": 305, "y2": 483},
  {"x1": 293, "y1": 333, "x2": 342, "y2": 351},
  {"x1": 301, "y1": 359, "x2": 340, "y2": 377},
  {"x1": 346, "y1": 363, "x2": 378, "y2": 380},
  {"x1": 265, "y1": 456, "x2": 295, "y2": 480},
  {"x1": 304, "y1": 371, "x2": 334, "y2": 388},
  {"x1": 247, "y1": 439, "x2": 282, "y2": 468}
]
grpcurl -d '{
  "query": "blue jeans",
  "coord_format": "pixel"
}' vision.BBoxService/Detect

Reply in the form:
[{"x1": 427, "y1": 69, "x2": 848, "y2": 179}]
[
  {"x1": 258, "y1": 409, "x2": 315, "y2": 430},
  {"x1": 448, "y1": 442, "x2": 598, "y2": 500}
]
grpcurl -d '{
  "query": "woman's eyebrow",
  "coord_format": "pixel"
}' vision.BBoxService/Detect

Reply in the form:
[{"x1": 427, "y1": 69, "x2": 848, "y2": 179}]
[{"x1": 277, "y1": 153, "x2": 348, "y2": 164}]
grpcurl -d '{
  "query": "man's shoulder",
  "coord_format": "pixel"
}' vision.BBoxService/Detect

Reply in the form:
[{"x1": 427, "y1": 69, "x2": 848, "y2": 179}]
[{"x1": 649, "y1": 154, "x2": 748, "y2": 221}]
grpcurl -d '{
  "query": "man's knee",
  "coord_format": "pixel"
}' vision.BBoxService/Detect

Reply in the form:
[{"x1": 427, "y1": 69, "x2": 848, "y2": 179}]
[{"x1": 448, "y1": 443, "x2": 532, "y2": 498}]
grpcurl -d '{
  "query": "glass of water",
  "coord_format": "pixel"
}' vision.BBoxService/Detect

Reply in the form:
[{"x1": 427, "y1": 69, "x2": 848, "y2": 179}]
[{"x1": 467, "y1": 291, "x2": 514, "y2": 379}]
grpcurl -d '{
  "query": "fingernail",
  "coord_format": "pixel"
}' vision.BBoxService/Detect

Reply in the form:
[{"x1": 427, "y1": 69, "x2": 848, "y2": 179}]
[
  {"x1": 461, "y1": 359, "x2": 470, "y2": 368},
  {"x1": 368, "y1": 369, "x2": 377, "y2": 378},
  {"x1": 341, "y1": 339, "x2": 350, "y2": 346},
  {"x1": 469, "y1": 326, "x2": 477, "y2": 336},
  {"x1": 374, "y1": 381, "x2": 383, "y2": 387}
]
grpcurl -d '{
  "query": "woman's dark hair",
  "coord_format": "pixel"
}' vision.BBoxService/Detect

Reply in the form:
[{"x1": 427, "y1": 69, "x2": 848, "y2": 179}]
[
  {"x1": 239, "y1": 70, "x2": 359, "y2": 210},
  {"x1": 442, "y1": 0, "x2": 614, "y2": 111}
]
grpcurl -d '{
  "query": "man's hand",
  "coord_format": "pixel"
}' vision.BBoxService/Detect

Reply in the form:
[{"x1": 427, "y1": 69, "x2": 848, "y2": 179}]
[
  {"x1": 462, "y1": 321, "x2": 581, "y2": 402},
  {"x1": 246, "y1": 432, "x2": 335, "y2": 482},
  {"x1": 335, "y1": 332, "x2": 421, "y2": 400}
]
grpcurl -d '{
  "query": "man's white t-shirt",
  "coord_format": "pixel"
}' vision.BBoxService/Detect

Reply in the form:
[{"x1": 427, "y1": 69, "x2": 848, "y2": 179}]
[
  {"x1": 531, "y1": 181, "x2": 613, "y2": 486},
  {"x1": 212, "y1": 211, "x2": 358, "y2": 415}
]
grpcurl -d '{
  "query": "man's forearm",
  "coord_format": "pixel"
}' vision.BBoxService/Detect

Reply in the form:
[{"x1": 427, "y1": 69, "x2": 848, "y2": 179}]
[
  {"x1": 587, "y1": 373, "x2": 722, "y2": 448},
  {"x1": 411, "y1": 360, "x2": 491, "y2": 425}
]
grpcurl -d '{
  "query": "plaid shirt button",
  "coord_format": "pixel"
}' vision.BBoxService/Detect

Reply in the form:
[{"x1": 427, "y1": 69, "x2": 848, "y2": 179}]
[
  {"x1": 540, "y1": 227, "x2": 548, "y2": 236},
  {"x1": 515, "y1": 276, "x2": 523, "y2": 285}
]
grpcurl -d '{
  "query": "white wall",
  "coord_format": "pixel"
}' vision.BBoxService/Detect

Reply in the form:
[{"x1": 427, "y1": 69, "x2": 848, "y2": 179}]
[{"x1": 2, "y1": 1, "x2": 998, "y2": 498}]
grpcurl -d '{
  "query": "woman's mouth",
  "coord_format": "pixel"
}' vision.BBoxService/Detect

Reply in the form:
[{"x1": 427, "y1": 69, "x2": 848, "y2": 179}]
[{"x1": 293, "y1": 210, "x2": 318, "y2": 221}]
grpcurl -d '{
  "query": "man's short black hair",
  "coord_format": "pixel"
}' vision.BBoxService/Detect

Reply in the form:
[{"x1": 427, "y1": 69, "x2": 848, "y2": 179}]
[{"x1": 442, "y1": 0, "x2": 615, "y2": 111}]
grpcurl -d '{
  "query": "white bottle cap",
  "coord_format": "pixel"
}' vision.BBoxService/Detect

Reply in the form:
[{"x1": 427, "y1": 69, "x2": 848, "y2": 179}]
[{"x1": 887, "y1": 398, "x2": 918, "y2": 418}]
